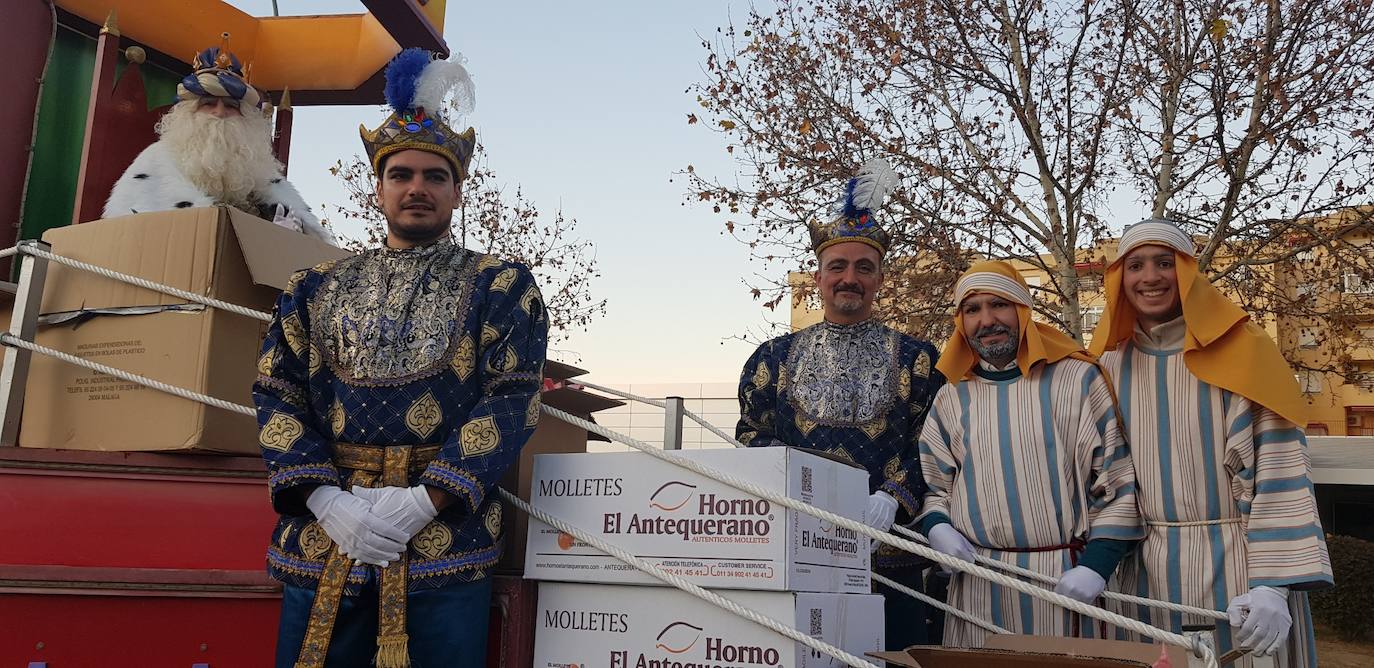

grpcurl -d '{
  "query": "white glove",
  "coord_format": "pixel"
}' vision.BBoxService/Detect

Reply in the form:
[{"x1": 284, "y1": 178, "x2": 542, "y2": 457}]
[
  {"x1": 271, "y1": 203, "x2": 304, "y2": 233},
  {"x1": 305, "y1": 486, "x2": 406, "y2": 566},
  {"x1": 351, "y1": 485, "x2": 439, "y2": 541},
  {"x1": 1055, "y1": 565, "x2": 1106, "y2": 603},
  {"x1": 1227, "y1": 586, "x2": 1291, "y2": 656},
  {"x1": 928, "y1": 522, "x2": 976, "y2": 574},
  {"x1": 864, "y1": 491, "x2": 899, "y2": 532}
]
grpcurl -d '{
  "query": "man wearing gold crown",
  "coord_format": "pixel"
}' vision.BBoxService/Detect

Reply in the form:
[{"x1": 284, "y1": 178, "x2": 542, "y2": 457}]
[
  {"x1": 1090, "y1": 219, "x2": 1331, "y2": 667},
  {"x1": 734, "y1": 160, "x2": 945, "y2": 649},
  {"x1": 915, "y1": 261, "x2": 1143, "y2": 647},
  {"x1": 104, "y1": 38, "x2": 334, "y2": 244},
  {"x1": 253, "y1": 49, "x2": 546, "y2": 667}
]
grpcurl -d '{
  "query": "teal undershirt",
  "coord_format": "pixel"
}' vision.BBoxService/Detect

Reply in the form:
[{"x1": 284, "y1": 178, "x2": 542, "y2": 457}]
[{"x1": 972, "y1": 365, "x2": 1022, "y2": 382}]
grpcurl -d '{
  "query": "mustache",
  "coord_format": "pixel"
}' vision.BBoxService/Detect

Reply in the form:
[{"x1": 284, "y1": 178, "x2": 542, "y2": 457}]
[
  {"x1": 975, "y1": 323, "x2": 1013, "y2": 338},
  {"x1": 833, "y1": 282, "x2": 865, "y2": 296}
]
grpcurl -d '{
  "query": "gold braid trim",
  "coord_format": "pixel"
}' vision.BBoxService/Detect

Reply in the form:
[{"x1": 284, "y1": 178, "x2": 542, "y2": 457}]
[
  {"x1": 374, "y1": 447, "x2": 414, "y2": 668},
  {"x1": 295, "y1": 469, "x2": 376, "y2": 668}
]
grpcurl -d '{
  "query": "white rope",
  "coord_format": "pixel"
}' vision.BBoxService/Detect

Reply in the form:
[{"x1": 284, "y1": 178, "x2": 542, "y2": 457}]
[
  {"x1": 0, "y1": 280, "x2": 1224, "y2": 654},
  {"x1": 539, "y1": 403, "x2": 1218, "y2": 667},
  {"x1": 17, "y1": 245, "x2": 273, "y2": 322},
  {"x1": 871, "y1": 571, "x2": 1010, "y2": 636},
  {"x1": 584, "y1": 381, "x2": 1231, "y2": 622},
  {"x1": 497, "y1": 487, "x2": 879, "y2": 668},
  {"x1": 574, "y1": 379, "x2": 666, "y2": 408},
  {"x1": 0, "y1": 336, "x2": 871, "y2": 664},
  {"x1": 0, "y1": 334, "x2": 255, "y2": 417},
  {"x1": 0, "y1": 246, "x2": 18, "y2": 260}
]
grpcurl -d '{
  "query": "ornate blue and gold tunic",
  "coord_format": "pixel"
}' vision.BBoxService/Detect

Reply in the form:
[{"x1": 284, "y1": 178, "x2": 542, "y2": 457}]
[
  {"x1": 736, "y1": 319, "x2": 943, "y2": 569},
  {"x1": 254, "y1": 238, "x2": 547, "y2": 593}
]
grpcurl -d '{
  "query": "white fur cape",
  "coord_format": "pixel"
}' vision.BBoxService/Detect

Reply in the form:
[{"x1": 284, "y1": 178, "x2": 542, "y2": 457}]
[{"x1": 103, "y1": 141, "x2": 336, "y2": 245}]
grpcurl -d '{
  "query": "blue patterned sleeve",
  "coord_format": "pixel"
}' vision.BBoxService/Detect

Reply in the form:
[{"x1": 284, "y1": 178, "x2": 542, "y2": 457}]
[
  {"x1": 419, "y1": 262, "x2": 549, "y2": 516},
  {"x1": 253, "y1": 268, "x2": 341, "y2": 514},
  {"x1": 882, "y1": 344, "x2": 942, "y2": 523},
  {"x1": 736, "y1": 341, "x2": 785, "y2": 447}
]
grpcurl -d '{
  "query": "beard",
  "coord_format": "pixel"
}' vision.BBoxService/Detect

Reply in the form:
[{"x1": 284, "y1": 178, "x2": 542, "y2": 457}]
[
  {"x1": 156, "y1": 101, "x2": 280, "y2": 209},
  {"x1": 968, "y1": 323, "x2": 1019, "y2": 366},
  {"x1": 830, "y1": 284, "x2": 868, "y2": 314}
]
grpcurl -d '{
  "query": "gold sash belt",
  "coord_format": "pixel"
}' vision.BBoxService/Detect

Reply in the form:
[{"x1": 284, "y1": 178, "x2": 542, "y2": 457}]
[{"x1": 295, "y1": 442, "x2": 440, "y2": 668}]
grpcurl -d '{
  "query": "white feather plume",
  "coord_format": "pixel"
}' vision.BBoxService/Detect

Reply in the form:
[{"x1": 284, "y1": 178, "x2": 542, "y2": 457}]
[
  {"x1": 413, "y1": 55, "x2": 477, "y2": 121},
  {"x1": 848, "y1": 158, "x2": 899, "y2": 213}
]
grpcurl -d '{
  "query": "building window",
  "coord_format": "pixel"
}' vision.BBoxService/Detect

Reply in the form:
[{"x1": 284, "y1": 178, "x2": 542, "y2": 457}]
[
  {"x1": 1081, "y1": 306, "x2": 1104, "y2": 332},
  {"x1": 1078, "y1": 274, "x2": 1103, "y2": 292},
  {"x1": 1343, "y1": 273, "x2": 1374, "y2": 295},
  {"x1": 1299, "y1": 329, "x2": 1319, "y2": 349},
  {"x1": 1346, "y1": 407, "x2": 1374, "y2": 436},
  {"x1": 1297, "y1": 370, "x2": 1323, "y2": 394}
]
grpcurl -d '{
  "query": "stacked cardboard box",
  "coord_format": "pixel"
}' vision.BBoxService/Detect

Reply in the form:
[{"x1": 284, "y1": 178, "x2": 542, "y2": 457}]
[
  {"x1": 19, "y1": 207, "x2": 349, "y2": 454},
  {"x1": 525, "y1": 447, "x2": 884, "y2": 667}
]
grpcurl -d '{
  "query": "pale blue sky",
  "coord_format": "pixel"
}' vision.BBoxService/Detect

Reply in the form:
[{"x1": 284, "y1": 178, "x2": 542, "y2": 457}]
[{"x1": 227, "y1": 0, "x2": 774, "y2": 385}]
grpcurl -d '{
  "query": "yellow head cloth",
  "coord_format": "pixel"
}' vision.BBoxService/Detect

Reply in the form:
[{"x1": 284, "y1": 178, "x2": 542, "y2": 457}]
[
  {"x1": 936, "y1": 260, "x2": 1094, "y2": 382},
  {"x1": 1088, "y1": 219, "x2": 1307, "y2": 425}
]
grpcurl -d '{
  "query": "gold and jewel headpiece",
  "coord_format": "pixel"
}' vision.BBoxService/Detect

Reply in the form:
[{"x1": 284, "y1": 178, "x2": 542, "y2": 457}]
[
  {"x1": 360, "y1": 48, "x2": 477, "y2": 180},
  {"x1": 807, "y1": 158, "x2": 898, "y2": 256}
]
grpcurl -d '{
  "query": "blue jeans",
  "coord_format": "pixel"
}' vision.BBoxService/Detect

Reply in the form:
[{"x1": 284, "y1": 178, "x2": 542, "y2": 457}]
[{"x1": 275, "y1": 576, "x2": 493, "y2": 668}]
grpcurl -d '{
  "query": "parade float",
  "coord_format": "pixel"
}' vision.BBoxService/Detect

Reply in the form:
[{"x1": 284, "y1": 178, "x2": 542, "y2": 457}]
[{"x1": 0, "y1": 2, "x2": 1255, "y2": 667}]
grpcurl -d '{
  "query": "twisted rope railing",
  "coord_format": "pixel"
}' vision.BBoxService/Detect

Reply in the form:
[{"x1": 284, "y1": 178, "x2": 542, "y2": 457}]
[
  {"x1": 579, "y1": 378, "x2": 1231, "y2": 622},
  {"x1": 539, "y1": 403, "x2": 1217, "y2": 667},
  {"x1": 0, "y1": 244, "x2": 1223, "y2": 665}
]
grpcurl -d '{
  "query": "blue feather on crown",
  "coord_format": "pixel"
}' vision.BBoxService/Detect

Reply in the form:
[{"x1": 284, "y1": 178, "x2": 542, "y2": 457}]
[
  {"x1": 841, "y1": 177, "x2": 864, "y2": 221},
  {"x1": 384, "y1": 48, "x2": 432, "y2": 113}
]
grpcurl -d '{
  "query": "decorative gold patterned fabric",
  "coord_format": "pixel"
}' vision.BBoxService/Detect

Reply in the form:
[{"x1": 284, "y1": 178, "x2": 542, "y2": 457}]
[
  {"x1": 253, "y1": 237, "x2": 548, "y2": 598},
  {"x1": 307, "y1": 241, "x2": 478, "y2": 387},
  {"x1": 737, "y1": 318, "x2": 944, "y2": 570}
]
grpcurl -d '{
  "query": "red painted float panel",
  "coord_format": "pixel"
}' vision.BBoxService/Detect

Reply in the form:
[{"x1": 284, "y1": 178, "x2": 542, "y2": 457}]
[{"x1": 0, "y1": 449, "x2": 537, "y2": 666}]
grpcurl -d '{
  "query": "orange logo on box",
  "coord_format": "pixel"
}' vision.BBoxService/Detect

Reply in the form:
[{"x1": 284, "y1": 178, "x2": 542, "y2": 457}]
[
  {"x1": 655, "y1": 621, "x2": 703, "y2": 654},
  {"x1": 648, "y1": 481, "x2": 698, "y2": 511},
  {"x1": 557, "y1": 532, "x2": 575, "y2": 550}
]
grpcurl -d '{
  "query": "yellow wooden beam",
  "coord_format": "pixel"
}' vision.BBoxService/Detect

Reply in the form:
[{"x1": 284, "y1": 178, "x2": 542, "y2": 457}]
[{"x1": 55, "y1": 0, "x2": 446, "y2": 93}]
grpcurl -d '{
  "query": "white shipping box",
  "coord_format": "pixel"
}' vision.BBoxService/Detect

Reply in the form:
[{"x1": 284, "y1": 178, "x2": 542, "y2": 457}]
[
  {"x1": 524, "y1": 447, "x2": 871, "y2": 593},
  {"x1": 534, "y1": 582, "x2": 883, "y2": 668}
]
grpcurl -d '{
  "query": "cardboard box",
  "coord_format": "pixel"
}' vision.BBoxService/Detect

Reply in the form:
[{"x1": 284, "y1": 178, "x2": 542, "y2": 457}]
[
  {"x1": 534, "y1": 581, "x2": 883, "y2": 668},
  {"x1": 524, "y1": 447, "x2": 871, "y2": 593},
  {"x1": 18, "y1": 207, "x2": 349, "y2": 454},
  {"x1": 495, "y1": 377, "x2": 624, "y2": 573},
  {"x1": 873, "y1": 636, "x2": 1188, "y2": 667}
]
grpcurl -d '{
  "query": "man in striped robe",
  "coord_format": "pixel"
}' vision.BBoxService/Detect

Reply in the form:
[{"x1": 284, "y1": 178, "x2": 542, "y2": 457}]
[
  {"x1": 1090, "y1": 219, "x2": 1333, "y2": 667},
  {"x1": 917, "y1": 261, "x2": 1144, "y2": 647}
]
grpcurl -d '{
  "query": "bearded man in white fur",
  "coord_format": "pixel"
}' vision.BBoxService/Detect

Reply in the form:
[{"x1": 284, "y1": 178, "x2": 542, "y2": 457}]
[{"x1": 104, "y1": 41, "x2": 335, "y2": 245}]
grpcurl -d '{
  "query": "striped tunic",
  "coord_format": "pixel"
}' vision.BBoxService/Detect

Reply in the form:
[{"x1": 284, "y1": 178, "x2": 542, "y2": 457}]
[
  {"x1": 1100, "y1": 321, "x2": 1333, "y2": 668},
  {"x1": 917, "y1": 358, "x2": 1144, "y2": 647}
]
